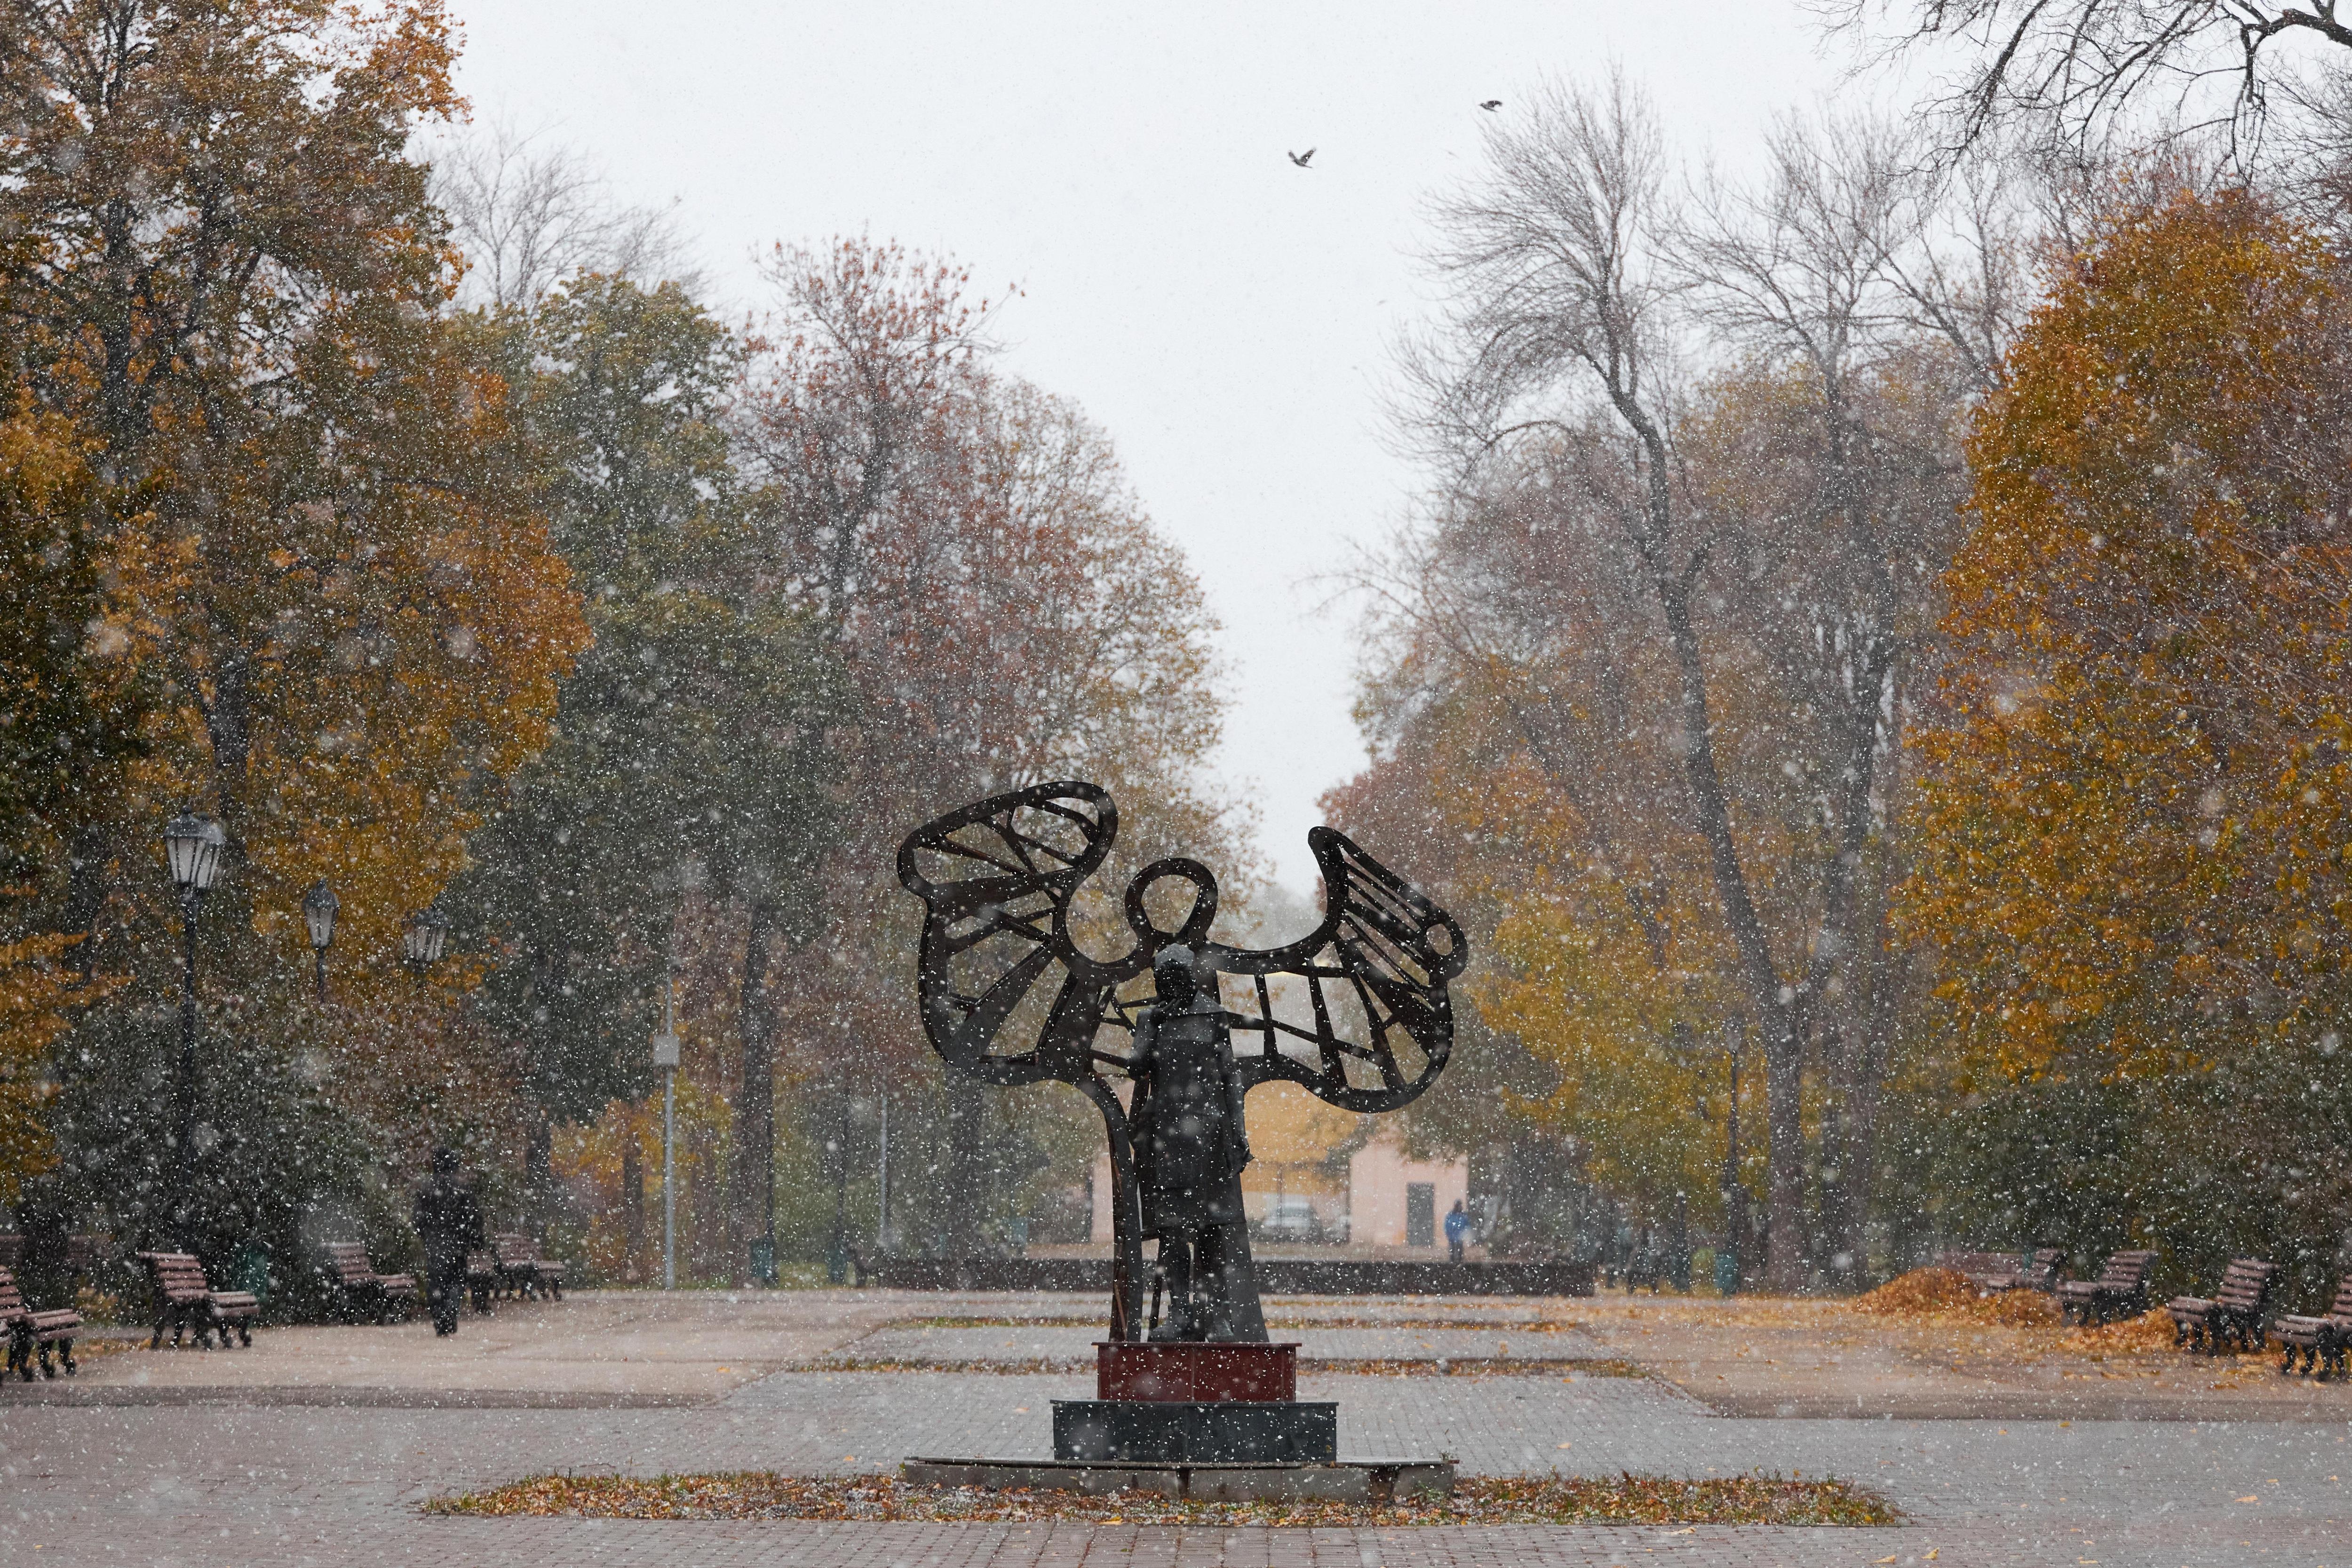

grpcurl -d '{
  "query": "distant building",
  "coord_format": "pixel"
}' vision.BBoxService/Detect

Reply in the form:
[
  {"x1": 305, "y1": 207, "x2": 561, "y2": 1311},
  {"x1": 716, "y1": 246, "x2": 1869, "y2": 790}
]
[{"x1": 1086, "y1": 1084, "x2": 1469, "y2": 1255}]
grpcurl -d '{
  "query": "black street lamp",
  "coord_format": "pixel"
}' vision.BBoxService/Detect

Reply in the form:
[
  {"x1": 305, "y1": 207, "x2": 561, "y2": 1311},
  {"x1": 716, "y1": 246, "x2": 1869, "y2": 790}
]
[
  {"x1": 403, "y1": 907, "x2": 448, "y2": 979},
  {"x1": 163, "y1": 811, "x2": 227, "y2": 1242},
  {"x1": 302, "y1": 879, "x2": 338, "y2": 1000}
]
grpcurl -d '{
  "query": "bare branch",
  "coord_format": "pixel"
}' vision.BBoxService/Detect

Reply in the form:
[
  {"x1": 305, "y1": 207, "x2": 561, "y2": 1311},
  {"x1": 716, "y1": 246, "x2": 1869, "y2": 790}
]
[{"x1": 431, "y1": 119, "x2": 701, "y2": 310}]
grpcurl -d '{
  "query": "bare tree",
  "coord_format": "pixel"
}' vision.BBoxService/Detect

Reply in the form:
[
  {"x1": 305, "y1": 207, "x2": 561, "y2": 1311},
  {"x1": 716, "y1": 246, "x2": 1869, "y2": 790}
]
[
  {"x1": 1675, "y1": 112, "x2": 1994, "y2": 1285},
  {"x1": 1824, "y1": 0, "x2": 2352, "y2": 155},
  {"x1": 1422, "y1": 72, "x2": 1845, "y2": 1287},
  {"x1": 1400, "y1": 78, "x2": 2008, "y2": 1288},
  {"x1": 432, "y1": 120, "x2": 699, "y2": 310}
]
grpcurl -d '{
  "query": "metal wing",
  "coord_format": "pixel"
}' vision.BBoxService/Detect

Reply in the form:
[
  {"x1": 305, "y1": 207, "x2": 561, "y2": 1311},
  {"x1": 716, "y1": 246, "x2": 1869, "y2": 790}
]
[
  {"x1": 895, "y1": 780, "x2": 1140, "y2": 1088},
  {"x1": 1208, "y1": 827, "x2": 1469, "y2": 1113}
]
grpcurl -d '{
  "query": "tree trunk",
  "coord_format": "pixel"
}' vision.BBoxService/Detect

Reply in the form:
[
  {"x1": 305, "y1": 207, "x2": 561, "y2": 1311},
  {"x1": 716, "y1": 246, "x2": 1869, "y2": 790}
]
[
  {"x1": 1842, "y1": 899, "x2": 1900, "y2": 1284},
  {"x1": 1762, "y1": 1028, "x2": 1806, "y2": 1291},
  {"x1": 727, "y1": 899, "x2": 779, "y2": 1284},
  {"x1": 1819, "y1": 1022, "x2": 1860, "y2": 1290},
  {"x1": 1609, "y1": 392, "x2": 1814, "y2": 1294}
]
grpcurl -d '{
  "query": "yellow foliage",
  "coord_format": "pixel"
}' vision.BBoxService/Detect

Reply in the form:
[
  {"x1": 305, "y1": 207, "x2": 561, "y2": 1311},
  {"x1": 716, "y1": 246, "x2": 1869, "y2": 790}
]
[
  {"x1": 1905, "y1": 187, "x2": 2352, "y2": 1080},
  {"x1": 0, "y1": 931, "x2": 117, "y2": 1201},
  {"x1": 1244, "y1": 1081, "x2": 1362, "y2": 1167},
  {"x1": 1440, "y1": 719, "x2": 1744, "y2": 1212}
]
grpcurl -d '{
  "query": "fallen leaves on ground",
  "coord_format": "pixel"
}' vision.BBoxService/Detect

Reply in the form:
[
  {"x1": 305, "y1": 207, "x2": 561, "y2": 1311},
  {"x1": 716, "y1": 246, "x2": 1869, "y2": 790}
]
[
  {"x1": 2057, "y1": 1308, "x2": 2179, "y2": 1356},
  {"x1": 427, "y1": 1470, "x2": 1901, "y2": 1527},
  {"x1": 1855, "y1": 1269, "x2": 2058, "y2": 1326},
  {"x1": 809, "y1": 1356, "x2": 1647, "y2": 1379}
]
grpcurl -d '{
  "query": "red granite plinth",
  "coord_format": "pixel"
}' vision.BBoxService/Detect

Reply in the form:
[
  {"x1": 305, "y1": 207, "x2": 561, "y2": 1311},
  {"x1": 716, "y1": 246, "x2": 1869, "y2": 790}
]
[{"x1": 1096, "y1": 1341, "x2": 1299, "y2": 1402}]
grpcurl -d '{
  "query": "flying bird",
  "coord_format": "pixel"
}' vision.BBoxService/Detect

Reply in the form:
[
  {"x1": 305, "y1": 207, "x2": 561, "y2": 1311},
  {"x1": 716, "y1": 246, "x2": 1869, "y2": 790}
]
[
  {"x1": 1478, "y1": 99, "x2": 1502, "y2": 111},
  {"x1": 1287, "y1": 148, "x2": 1315, "y2": 167}
]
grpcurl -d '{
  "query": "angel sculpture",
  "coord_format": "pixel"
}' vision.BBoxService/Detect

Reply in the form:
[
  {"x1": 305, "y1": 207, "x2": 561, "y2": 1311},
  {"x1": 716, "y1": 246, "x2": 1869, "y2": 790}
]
[{"x1": 897, "y1": 781, "x2": 1468, "y2": 1343}]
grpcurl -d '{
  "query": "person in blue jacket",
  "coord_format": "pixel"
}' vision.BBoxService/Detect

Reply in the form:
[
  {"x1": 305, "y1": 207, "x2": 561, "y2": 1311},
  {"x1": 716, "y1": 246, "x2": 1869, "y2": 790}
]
[{"x1": 1444, "y1": 1198, "x2": 1470, "y2": 1262}]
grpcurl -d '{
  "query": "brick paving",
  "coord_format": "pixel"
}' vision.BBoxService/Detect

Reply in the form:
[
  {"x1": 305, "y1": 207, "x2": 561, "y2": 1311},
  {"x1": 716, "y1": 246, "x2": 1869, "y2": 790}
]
[{"x1": 6, "y1": 1362, "x2": 2348, "y2": 1565}]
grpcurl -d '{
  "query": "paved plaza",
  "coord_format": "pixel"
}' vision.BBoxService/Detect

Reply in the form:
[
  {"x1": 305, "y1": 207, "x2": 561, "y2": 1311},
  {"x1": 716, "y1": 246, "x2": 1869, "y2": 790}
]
[{"x1": 1, "y1": 1289, "x2": 2347, "y2": 1565}]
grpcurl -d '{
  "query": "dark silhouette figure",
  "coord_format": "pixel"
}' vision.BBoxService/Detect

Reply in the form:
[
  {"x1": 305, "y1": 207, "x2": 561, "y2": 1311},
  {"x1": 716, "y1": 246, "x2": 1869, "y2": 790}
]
[
  {"x1": 1478, "y1": 99, "x2": 1502, "y2": 111},
  {"x1": 1129, "y1": 945, "x2": 1261, "y2": 1341},
  {"x1": 413, "y1": 1147, "x2": 484, "y2": 1336},
  {"x1": 1445, "y1": 1197, "x2": 1470, "y2": 1262},
  {"x1": 1287, "y1": 148, "x2": 1316, "y2": 167},
  {"x1": 898, "y1": 781, "x2": 1468, "y2": 1343}
]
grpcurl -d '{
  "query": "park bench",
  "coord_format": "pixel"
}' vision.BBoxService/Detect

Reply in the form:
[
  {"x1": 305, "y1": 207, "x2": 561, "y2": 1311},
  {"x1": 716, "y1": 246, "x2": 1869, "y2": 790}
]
[
  {"x1": 319, "y1": 1241, "x2": 417, "y2": 1324},
  {"x1": 2016, "y1": 1248, "x2": 2067, "y2": 1293},
  {"x1": 497, "y1": 1233, "x2": 565, "y2": 1299},
  {"x1": 137, "y1": 1251, "x2": 259, "y2": 1349},
  {"x1": 1939, "y1": 1250, "x2": 2014, "y2": 1290},
  {"x1": 66, "y1": 1232, "x2": 109, "y2": 1275},
  {"x1": 0, "y1": 1266, "x2": 80, "y2": 1380},
  {"x1": 1942, "y1": 1248, "x2": 2065, "y2": 1292},
  {"x1": 469, "y1": 1233, "x2": 566, "y2": 1308},
  {"x1": 2167, "y1": 1258, "x2": 2280, "y2": 1354},
  {"x1": 2057, "y1": 1248, "x2": 2158, "y2": 1326},
  {"x1": 2274, "y1": 1275, "x2": 2352, "y2": 1379}
]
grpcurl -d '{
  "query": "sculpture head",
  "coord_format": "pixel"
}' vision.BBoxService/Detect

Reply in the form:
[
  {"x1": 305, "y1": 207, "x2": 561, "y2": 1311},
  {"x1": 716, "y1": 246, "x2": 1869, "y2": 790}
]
[{"x1": 1152, "y1": 942, "x2": 1199, "y2": 1011}]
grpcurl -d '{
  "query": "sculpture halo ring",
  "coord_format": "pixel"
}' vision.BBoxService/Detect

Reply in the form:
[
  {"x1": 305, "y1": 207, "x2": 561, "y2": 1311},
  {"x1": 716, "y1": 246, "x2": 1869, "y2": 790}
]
[{"x1": 1124, "y1": 857, "x2": 1218, "y2": 947}]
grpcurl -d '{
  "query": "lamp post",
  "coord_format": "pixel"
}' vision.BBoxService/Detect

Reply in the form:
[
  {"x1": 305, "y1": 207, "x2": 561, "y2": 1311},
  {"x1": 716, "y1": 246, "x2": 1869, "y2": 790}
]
[
  {"x1": 651, "y1": 966, "x2": 679, "y2": 1291},
  {"x1": 403, "y1": 907, "x2": 448, "y2": 981},
  {"x1": 302, "y1": 880, "x2": 338, "y2": 1000},
  {"x1": 162, "y1": 811, "x2": 227, "y2": 1242}
]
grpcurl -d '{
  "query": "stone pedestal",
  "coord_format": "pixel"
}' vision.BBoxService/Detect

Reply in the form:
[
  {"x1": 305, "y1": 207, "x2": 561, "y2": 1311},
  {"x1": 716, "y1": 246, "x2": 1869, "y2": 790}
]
[
  {"x1": 1095, "y1": 1340, "x2": 1296, "y2": 1401},
  {"x1": 1052, "y1": 1398, "x2": 1337, "y2": 1463},
  {"x1": 1053, "y1": 1341, "x2": 1328, "y2": 1463},
  {"x1": 916, "y1": 1337, "x2": 1450, "y2": 1495}
]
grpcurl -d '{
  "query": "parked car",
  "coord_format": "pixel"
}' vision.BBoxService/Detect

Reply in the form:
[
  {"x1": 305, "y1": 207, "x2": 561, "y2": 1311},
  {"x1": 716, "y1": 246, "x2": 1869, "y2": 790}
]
[{"x1": 1256, "y1": 1197, "x2": 1328, "y2": 1245}]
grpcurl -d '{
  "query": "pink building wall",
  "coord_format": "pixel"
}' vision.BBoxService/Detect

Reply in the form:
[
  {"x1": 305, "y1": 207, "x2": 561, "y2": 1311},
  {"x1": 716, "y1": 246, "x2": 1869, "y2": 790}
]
[
  {"x1": 1343, "y1": 1126, "x2": 1469, "y2": 1250},
  {"x1": 1088, "y1": 1123, "x2": 1468, "y2": 1251}
]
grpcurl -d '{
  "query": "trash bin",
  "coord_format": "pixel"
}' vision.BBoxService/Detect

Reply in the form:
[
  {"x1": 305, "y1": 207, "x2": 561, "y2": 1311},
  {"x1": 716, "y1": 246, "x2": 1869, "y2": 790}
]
[{"x1": 230, "y1": 1240, "x2": 273, "y2": 1306}]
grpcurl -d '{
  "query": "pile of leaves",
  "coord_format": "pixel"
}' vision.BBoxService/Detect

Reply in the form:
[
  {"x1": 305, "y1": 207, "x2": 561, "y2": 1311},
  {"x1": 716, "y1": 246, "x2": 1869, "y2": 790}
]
[
  {"x1": 1853, "y1": 1268, "x2": 2057, "y2": 1325},
  {"x1": 810, "y1": 1356, "x2": 1646, "y2": 1379},
  {"x1": 428, "y1": 1471, "x2": 1899, "y2": 1527},
  {"x1": 2057, "y1": 1308, "x2": 2181, "y2": 1355}
]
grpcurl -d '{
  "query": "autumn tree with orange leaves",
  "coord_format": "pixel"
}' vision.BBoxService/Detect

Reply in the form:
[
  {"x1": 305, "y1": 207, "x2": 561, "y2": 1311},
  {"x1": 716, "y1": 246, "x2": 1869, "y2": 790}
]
[
  {"x1": 0, "y1": 0, "x2": 585, "y2": 1275},
  {"x1": 1896, "y1": 186, "x2": 2352, "y2": 1287}
]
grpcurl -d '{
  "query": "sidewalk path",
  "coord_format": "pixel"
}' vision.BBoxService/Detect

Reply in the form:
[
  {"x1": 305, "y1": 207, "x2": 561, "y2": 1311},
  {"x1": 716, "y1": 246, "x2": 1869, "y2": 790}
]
[
  {"x1": 7, "y1": 1365, "x2": 2347, "y2": 1565},
  {"x1": 2, "y1": 1290, "x2": 2346, "y2": 1565}
]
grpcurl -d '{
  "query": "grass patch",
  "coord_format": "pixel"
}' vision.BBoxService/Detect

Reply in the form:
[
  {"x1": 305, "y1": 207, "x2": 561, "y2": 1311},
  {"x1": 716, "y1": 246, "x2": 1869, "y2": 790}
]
[{"x1": 428, "y1": 1470, "x2": 1899, "y2": 1527}]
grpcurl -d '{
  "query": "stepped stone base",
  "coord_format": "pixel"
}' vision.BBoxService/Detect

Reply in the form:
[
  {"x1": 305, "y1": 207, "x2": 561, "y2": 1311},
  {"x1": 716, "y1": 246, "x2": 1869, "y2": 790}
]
[
  {"x1": 1096, "y1": 1340, "x2": 1297, "y2": 1401},
  {"x1": 902, "y1": 1456, "x2": 1454, "y2": 1502},
  {"x1": 1053, "y1": 1398, "x2": 1335, "y2": 1462}
]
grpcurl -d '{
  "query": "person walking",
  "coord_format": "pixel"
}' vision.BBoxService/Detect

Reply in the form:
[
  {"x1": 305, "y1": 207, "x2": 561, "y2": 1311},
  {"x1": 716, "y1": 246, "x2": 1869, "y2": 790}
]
[
  {"x1": 413, "y1": 1147, "x2": 485, "y2": 1336},
  {"x1": 1444, "y1": 1197, "x2": 1470, "y2": 1263}
]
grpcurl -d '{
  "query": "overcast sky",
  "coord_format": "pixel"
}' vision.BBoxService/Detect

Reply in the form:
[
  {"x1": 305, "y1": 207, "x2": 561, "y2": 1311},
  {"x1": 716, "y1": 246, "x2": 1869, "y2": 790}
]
[{"x1": 449, "y1": 1, "x2": 1853, "y2": 892}]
